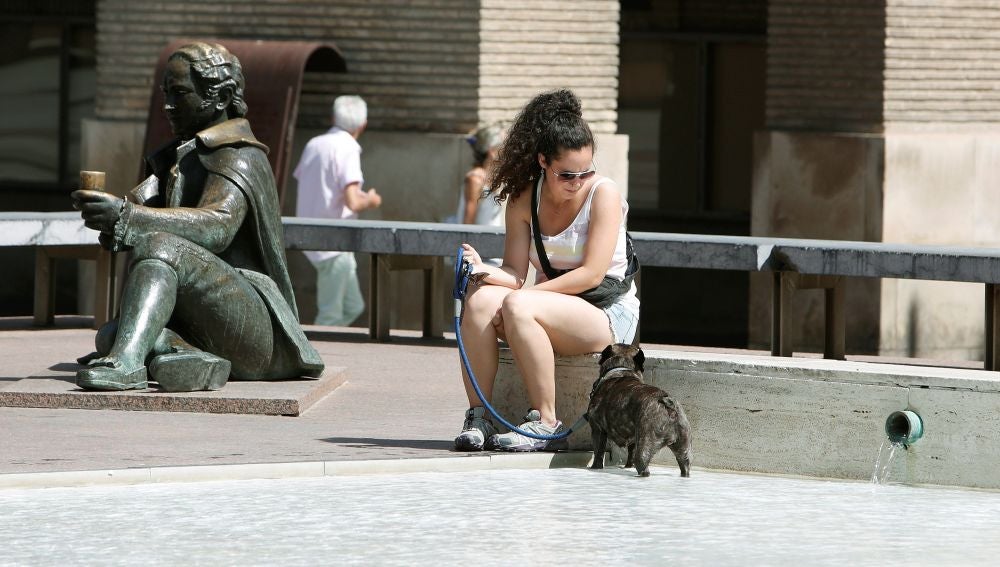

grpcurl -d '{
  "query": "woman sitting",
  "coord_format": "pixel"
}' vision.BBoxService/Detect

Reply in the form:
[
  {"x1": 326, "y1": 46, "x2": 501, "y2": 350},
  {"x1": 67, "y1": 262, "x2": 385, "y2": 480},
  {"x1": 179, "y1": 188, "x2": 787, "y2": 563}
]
[{"x1": 455, "y1": 89, "x2": 640, "y2": 452}]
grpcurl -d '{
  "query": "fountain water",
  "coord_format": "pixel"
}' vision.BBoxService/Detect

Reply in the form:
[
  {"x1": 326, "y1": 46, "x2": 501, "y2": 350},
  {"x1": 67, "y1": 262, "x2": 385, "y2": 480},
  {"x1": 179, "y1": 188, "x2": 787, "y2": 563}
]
[
  {"x1": 871, "y1": 438, "x2": 900, "y2": 484},
  {"x1": 872, "y1": 410, "x2": 924, "y2": 485}
]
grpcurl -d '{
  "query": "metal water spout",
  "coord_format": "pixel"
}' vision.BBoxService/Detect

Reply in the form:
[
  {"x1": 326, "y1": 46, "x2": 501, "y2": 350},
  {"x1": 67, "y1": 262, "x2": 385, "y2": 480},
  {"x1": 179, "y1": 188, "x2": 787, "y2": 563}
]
[{"x1": 885, "y1": 410, "x2": 923, "y2": 445}]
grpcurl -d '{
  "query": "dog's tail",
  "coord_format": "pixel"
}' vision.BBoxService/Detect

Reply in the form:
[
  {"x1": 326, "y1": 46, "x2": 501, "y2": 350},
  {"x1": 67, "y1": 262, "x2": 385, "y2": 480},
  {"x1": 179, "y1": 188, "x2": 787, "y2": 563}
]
[{"x1": 658, "y1": 395, "x2": 681, "y2": 419}]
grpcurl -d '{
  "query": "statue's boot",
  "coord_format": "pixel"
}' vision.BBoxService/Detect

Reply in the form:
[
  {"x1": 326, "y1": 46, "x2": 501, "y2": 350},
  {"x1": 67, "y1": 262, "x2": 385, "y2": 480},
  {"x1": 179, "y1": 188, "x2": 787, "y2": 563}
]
[
  {"x1": 79, "y1": 321, "x2": 231, "y2": 392},
  {"x1": 150, "y1": 350, "x2": 231, "y2": 392},
  {"x1": 76, "y1": 320, "x2": 119, "y2": 365},
  {"x1": 149, "y1": 330, "x2": 231, "y2": 392},
  {"x1": 76, "y1": 259, "x2": 177, "y2": 391},
  {"x1": 77, "y1": 357, "x2": 148, "y2": 391}
]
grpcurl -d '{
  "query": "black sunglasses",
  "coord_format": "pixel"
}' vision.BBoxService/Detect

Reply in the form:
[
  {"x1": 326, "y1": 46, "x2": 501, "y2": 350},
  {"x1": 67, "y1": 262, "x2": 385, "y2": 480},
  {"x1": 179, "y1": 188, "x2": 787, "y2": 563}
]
[{"x1": 553, "y1": 167, "x2": 596, "y2": 181}]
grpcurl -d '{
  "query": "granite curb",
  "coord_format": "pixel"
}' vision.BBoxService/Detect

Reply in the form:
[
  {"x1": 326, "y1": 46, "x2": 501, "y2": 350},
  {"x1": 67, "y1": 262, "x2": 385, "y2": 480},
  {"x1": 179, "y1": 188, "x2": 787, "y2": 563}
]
[{"x1": 0, "y1": 452, "x2": 596, "y2": 490}]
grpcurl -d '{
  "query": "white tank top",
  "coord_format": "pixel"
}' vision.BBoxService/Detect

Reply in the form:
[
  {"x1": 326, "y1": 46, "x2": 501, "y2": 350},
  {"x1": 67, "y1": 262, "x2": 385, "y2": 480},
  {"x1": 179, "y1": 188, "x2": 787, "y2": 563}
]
[
  {"x1": 529, "y1": 176, "x2": 631, "y2": 284},
  {"x1": 455, "y1": 184, "x2": 504, "y2": 226}
]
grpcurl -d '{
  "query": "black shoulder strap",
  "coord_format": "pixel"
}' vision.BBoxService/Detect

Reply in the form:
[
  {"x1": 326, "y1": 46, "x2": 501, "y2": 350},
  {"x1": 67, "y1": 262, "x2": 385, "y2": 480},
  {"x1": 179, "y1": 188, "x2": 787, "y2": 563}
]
[{"x1": 530, "y1": 177, "x2": 561, "y2": 280}]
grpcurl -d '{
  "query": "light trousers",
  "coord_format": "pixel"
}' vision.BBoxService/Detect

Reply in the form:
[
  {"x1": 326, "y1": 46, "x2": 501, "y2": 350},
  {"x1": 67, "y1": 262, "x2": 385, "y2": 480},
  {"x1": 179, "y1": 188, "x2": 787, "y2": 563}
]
[{"x1": 313, "y1": 252, "x2": 365, "y2": 327}]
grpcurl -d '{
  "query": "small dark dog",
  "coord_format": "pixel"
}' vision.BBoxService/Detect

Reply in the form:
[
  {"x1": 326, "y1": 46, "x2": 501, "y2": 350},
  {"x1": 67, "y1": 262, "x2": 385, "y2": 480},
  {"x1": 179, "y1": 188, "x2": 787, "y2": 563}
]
[{"x1": 588, "y1": 343, "x2": 692, "y2": 477}]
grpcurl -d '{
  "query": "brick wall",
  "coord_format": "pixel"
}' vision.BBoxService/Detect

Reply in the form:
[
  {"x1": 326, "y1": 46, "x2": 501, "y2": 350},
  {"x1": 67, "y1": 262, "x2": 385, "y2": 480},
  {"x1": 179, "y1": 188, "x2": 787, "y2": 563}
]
[
  {"x1": 766, "y1": 0, "x2": 886, "y2": 132},
  {"x1": 767, "y1": 0, "x2": 1000, "y2": 132},
  {"x1": 477, "y1": 0, "x2": 620, "y2": 134},
  {"x1": 95, "y1": 0, "x2": 620, "y2": 133},
  {"x1": 884, "y1": 0, "x2": 1000, "y2": 126}
]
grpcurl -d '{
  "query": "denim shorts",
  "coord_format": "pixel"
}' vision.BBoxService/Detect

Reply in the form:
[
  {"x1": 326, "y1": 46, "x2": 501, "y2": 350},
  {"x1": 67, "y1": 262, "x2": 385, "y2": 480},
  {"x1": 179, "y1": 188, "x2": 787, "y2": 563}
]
[{"x1": 603, "y1": 296, "x2": 640, "y2": 344}]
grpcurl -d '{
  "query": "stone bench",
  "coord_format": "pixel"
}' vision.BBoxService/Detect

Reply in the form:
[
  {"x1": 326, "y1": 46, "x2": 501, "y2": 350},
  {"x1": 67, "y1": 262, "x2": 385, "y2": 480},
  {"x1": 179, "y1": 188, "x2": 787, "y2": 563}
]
[
  {"x1": 285, "y1": 219, "x2": 1000, "y2": 368},
  {"x1": 11, "y1": 213, "x2": 1000, "y2": 369},
  {"x1": 10, "y1": 212, "x2": 1000, "y2": 488},
  {"x1": 0, "y1": 212, "x2": 117, "y2": 328},
  {"x1": 283, "y1": 218, "x2": 505, "y2": 341},
  {"x1": 630, "y1": 232, "x2": 1000, "y2": 367}
]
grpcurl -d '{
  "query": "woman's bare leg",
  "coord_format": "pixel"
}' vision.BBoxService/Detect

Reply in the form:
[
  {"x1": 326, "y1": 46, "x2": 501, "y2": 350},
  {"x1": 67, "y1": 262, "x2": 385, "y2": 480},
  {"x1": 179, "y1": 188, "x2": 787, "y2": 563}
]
[
  {"x1": 500, "y1": 290, "x2": 614, "y2": 426},
  {"x1": 458, "y1": 284, "x2": 514, "y2": 405}
]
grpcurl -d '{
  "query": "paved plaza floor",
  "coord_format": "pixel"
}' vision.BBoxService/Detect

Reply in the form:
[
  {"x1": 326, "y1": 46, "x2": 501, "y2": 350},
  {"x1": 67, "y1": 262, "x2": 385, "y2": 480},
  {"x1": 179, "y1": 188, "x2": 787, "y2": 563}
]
[
  {"x1": 1, "y1": 317, "x2": 487, "y2": 479},
  {"x1": 3, "y1": 315, "x2": 988, "y2": 489}
]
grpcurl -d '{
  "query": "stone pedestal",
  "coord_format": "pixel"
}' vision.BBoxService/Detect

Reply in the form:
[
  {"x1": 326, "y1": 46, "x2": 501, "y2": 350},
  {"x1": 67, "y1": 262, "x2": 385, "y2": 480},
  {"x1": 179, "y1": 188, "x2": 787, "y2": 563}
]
[
  {"x1": 0, "y1": 365, "x2": 347, "y2": 417},
  {"x1": 751, "y1": 129, "x2": 1000, "y2": 361},
  {"x1": 494, "y1": 349, "x2": 598, "y2": 451},
  {"x1": 750, "y1": 130, "x2": 883, "y2": 355}
]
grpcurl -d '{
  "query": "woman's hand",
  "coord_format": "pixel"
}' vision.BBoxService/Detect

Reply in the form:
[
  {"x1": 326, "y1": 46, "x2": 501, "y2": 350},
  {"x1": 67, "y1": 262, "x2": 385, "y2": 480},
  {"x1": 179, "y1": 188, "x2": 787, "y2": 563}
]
[
  {"x1": 72, "y1": 190, "x2": 122, "y2": 233},
  {"x1": 462, "y1": 243, "x2": 491, "y2": 285},
  {"x1": 461, "y1": 242, "x2": 485, "y2": 271},
  {"x1": 461, "y1": 242, "x2": 524, "y2": 289}
]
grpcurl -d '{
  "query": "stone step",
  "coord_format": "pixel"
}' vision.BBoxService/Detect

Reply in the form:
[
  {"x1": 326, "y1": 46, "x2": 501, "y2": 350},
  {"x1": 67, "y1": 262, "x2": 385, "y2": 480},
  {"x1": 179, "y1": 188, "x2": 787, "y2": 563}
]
[{"x1": 0, "y1": 364, "x2": 347, "y2": 417}]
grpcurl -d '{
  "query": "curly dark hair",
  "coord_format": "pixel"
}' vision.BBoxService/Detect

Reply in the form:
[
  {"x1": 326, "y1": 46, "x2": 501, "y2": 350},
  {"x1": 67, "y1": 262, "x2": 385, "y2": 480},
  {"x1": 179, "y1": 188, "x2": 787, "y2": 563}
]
[{"x1": 487, "y1": 89, "x2": 595, "y2": 202}]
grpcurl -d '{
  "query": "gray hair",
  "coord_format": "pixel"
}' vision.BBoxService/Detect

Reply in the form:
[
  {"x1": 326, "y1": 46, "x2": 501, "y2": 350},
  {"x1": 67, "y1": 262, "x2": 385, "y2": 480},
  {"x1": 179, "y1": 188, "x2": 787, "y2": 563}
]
[
  {"x1": 333, "y1": 95, "x2": 368, "y2": 132},
  {"x1": 467, "y1": 123, "x2": 504, "y2": 165}
]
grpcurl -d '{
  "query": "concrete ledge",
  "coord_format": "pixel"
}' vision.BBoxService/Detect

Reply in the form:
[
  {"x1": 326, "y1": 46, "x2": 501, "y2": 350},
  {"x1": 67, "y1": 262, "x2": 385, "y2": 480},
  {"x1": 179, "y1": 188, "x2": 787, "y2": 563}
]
[
  {"x1": 0, "y1": 365, "x2": 348, "y2": 417},
  {"x1": 0, "y1": 452, "x2": 596, "y2": 490},
  {"x1": 495, "y1": 348, "x2": 1000, "y2": 489},
  {"x1": 0, "y1": 212, "x2": 97, "y2": 246}
]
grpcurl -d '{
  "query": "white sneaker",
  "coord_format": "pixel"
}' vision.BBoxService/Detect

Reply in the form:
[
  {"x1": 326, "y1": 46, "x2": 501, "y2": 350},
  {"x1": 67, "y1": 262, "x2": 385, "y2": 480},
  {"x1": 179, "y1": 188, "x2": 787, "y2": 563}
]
[
  {"x1": 454, "y1": 407, "x2": 498, "y2": 451},
  {"x1": 486, "y1": 410, "x2": 567, "y2": 452}
]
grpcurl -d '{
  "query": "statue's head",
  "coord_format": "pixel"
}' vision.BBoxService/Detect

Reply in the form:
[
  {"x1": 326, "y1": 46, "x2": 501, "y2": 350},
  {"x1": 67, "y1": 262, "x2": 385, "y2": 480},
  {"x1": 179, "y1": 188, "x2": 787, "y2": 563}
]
[{"x1": 162, "y1": 42, "x2": 248, "y2": 139}]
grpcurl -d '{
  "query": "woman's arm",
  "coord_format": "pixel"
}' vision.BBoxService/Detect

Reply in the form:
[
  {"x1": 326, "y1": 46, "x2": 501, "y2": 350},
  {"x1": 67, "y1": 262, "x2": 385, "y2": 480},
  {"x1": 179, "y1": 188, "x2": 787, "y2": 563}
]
[
  {"x1": 531, "y1": 182, "x2": 623, "y2": 295},
  {"x1": 461, "y1": 192, "x2": 532, "y2": 289},
  {"x1": 462, "y1": 170, "x2": 485, "y2": 224}
]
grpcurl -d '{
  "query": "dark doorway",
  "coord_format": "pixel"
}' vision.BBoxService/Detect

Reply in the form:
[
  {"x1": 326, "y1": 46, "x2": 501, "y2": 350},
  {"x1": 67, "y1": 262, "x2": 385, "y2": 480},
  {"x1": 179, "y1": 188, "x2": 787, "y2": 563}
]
[
  {"x1": 0, "y1": 1, "x2": 97, "y2": 317},
  {"x1": 618, "y1": 0, "x2": 765, "y2": 346}
]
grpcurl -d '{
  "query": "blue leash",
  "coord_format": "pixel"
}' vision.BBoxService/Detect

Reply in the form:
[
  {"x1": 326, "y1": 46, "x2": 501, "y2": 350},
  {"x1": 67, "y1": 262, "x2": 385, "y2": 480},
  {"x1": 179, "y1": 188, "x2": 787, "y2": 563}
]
[{"x1": 453, "y1": 246, "x2": 588, "y2": 441}]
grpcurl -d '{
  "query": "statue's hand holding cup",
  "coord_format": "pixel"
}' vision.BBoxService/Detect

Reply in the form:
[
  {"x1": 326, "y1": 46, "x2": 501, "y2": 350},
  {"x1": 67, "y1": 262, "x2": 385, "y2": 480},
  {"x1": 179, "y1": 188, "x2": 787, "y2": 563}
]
[
  {"x1": 79, "y1": 170, "x2": 105, "y2": 192},
  {"x1": 73, "y1": 170, "x2": 123, "y2": 233}
]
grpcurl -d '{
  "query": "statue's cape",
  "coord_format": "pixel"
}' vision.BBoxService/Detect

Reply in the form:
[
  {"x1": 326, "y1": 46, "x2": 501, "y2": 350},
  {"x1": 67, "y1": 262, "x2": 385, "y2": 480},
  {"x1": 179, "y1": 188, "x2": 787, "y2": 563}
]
[
  {"x1": 193, "y1": 120, "x2": 292, "y2": 310},
  {"x1": 145, "y1": 119, "x2": 323, "y2": 376}
]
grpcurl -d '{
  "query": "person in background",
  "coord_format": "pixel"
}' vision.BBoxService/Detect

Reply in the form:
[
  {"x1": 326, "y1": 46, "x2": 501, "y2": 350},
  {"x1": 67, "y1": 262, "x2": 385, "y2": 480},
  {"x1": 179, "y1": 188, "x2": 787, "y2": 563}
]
[
  {"x1": 455, "y1": 123, "x2": 505, "y2": 227},
  {"x1": 294, "y1": 95, "x2": 382, "y2": 326},
  {"x1": 453, "y1": 89, "x2": 639, "y2": 452}
]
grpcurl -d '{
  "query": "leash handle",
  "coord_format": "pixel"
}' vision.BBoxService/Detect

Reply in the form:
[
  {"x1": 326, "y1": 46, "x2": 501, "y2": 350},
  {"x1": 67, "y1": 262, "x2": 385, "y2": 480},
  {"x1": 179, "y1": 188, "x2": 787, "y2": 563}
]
[{"x1": 453, "y1": 245, "x2": 469, "y2": 301}]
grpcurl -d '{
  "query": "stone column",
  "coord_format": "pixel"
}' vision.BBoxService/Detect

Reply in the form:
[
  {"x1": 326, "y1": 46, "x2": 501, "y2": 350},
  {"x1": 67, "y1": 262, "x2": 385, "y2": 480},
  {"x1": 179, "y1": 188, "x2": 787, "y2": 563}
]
[{"x1": 751, "y1": 0, "x2": 1000, "y2": 361}]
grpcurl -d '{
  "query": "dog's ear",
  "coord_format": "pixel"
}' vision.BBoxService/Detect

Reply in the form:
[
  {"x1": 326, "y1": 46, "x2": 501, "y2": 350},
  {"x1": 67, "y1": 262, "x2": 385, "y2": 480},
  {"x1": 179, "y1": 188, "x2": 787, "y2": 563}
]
[
  {"x1": 633, "y1": 347, "x2": 645, "y2": 372},
  {"x1": 599, "y1": 344, "x2": 615, "y2": 364}
]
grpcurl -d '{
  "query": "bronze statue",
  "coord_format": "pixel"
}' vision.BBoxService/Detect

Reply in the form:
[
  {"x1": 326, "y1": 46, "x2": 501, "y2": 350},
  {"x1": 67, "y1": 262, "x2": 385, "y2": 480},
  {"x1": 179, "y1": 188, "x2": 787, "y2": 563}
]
[{"x1": 72, "y1": 42, "x2": 324, "y2": 392}]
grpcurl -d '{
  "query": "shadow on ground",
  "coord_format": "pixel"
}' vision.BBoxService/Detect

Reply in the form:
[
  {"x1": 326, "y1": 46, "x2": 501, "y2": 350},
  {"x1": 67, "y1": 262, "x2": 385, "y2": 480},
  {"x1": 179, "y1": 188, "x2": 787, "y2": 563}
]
[
  {"x1": 319, "y1": 437, "x2": 453, "y2": 451},
  {"x1": 305, "y1": 328, "x2": 456, "y2": 349}
]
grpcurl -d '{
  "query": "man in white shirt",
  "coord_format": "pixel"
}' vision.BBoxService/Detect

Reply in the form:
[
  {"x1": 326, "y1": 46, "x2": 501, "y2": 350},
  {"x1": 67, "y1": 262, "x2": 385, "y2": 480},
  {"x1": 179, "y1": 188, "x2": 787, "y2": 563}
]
[{"x1": 293, "y1": 95, "x2": 382, "y2": 326}]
